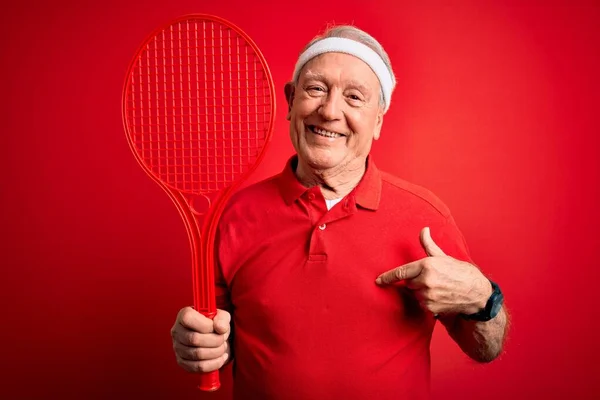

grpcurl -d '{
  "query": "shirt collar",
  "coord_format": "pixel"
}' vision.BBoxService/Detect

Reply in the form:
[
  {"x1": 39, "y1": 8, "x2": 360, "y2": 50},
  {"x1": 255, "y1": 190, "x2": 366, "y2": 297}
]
[{"x1": 277, "y1": 155, "x2": 382, "y2": 211}]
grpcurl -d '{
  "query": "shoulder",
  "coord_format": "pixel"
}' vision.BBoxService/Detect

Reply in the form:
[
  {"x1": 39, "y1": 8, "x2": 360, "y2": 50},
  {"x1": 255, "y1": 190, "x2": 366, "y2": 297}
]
[
  {"x1": 379, "y1": 170, "x2": 452, "y2": 218},
  {"x1": 219, "y1": 173, "x2": 281, "y2": 221},
  {"x1": 230, "y1": 174, "x2": 281, "y2": 204},
  {"x1": 377, "y1": 170, "x2": 473, "y2": 261}
]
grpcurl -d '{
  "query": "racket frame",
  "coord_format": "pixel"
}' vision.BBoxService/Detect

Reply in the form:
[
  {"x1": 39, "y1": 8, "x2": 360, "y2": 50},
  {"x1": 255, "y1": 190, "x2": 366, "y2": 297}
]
[{"x1": 122, "y1": 13, "x2": 276, "y2": 391}]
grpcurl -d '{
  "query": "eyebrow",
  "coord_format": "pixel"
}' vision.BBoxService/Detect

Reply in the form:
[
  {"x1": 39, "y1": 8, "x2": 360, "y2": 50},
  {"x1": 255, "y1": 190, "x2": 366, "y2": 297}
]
[
  {"x1": 302, "y1": 72, "x2": 373, "y2": 94},
  {"x1": 346, "y1": 80, "x2": 372, "y2": 94}
]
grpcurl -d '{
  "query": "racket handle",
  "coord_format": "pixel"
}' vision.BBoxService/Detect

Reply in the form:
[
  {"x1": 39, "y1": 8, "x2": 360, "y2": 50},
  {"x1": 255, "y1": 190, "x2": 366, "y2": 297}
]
[
  {"x1": 199, "y1": 371, "x2": 220, "y2": 391},
  {"x1": 197, "y1": 310, "x2": 220, "y2": 391}
]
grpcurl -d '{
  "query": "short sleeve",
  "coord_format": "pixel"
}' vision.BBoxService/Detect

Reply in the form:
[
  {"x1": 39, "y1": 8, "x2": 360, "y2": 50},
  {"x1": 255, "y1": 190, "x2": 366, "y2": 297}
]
[{"x1": 433, "y1": 215, "x2": 474, "y2": 264}]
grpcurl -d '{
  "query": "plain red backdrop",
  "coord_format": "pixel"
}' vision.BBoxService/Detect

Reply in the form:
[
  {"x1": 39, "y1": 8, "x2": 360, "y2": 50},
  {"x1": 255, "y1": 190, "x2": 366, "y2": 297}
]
[{"x1": 1, "y1": 0, "x2": 599, "y2": 399}]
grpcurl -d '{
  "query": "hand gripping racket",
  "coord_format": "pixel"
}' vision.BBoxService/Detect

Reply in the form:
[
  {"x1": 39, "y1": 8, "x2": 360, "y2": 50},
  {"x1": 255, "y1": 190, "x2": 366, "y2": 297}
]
[{"x1": 122, "y1": 14, "x2": 275, "y2": 391}]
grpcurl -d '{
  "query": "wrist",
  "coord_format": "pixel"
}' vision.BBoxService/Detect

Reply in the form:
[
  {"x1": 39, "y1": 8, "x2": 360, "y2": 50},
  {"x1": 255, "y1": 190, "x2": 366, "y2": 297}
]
[{"x1": 461, "y1": 279, "x2": 504, "y2": 322}]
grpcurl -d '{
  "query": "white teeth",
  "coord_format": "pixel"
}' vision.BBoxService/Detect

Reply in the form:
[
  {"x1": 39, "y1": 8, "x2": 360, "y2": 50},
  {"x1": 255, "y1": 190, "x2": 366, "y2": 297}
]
[{"x1": 312, "y1": 126, "x2": 342, "y2": 138}]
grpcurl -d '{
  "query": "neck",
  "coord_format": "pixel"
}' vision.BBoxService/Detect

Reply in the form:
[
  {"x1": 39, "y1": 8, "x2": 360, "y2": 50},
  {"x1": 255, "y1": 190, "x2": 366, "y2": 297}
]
[{"x1": 295, "y1": 156, "x2": 367, "y2": 200}]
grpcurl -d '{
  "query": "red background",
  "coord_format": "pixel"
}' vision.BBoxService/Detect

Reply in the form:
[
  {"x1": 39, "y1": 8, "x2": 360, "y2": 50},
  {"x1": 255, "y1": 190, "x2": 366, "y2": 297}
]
[{"x1": 2, "y1": 1, "x2": 599, "y2": 399}]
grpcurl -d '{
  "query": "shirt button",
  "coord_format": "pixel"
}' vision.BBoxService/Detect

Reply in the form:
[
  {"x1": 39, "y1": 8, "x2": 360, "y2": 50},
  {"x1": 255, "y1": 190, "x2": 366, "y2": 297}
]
[
  {"x1": 318, "y1": 224, "x2": 326, "y2": 230},
  {"x1": 308, "y1": 193, "x2": 315, "y2": 201}
]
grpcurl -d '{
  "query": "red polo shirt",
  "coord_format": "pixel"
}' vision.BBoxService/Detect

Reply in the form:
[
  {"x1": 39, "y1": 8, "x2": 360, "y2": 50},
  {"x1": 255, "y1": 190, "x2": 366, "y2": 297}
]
[{"x1": 215, "y1": 156, "x2": 473, "y2": 400}]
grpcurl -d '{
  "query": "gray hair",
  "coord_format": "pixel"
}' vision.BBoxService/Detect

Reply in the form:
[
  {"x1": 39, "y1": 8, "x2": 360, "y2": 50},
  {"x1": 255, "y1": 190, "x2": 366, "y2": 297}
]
[{"x1": 294, "y1": 25, "x2": 396, "y2": 109}]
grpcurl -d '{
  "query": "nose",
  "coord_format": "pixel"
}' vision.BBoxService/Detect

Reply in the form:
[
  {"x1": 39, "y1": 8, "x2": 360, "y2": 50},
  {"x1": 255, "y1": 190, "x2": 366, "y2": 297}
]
[{"x1": 318, "y1": 89, "x2": 343, "y2": 121}]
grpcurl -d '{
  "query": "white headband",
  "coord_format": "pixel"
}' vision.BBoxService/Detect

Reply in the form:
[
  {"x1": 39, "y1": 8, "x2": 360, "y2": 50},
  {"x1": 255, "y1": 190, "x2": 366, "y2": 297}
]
[{"x1": 292, "y1": 37, "x2": 394, "y2": 112}]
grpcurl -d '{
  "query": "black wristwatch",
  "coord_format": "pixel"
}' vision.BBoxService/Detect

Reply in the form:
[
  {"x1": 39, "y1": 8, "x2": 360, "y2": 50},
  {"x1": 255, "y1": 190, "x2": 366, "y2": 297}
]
[{"x1": 461, "y1": 280, "x2": 504, "y2": 322}]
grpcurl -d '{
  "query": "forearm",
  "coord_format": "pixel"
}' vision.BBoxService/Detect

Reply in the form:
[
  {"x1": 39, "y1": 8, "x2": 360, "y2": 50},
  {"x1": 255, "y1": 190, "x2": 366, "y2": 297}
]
[{"x1": 441, "y1": 305, "x2": 509, "y2": 363}]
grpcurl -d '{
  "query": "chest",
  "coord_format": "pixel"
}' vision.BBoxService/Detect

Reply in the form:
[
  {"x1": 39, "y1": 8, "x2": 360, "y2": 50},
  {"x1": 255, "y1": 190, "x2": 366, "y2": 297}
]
[{"x1": 227, "y1": 203, "x2": 430, "y2": 332}]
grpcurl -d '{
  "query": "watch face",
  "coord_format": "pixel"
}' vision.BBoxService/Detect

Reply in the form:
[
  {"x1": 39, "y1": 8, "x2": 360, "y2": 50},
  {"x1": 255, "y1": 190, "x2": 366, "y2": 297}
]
[
  {"x1": 489, "y1": 293, "x2": 504, "y2": 318},
  {"x1": 461, "y1": 281, "x2": 503, "y2": 321}
]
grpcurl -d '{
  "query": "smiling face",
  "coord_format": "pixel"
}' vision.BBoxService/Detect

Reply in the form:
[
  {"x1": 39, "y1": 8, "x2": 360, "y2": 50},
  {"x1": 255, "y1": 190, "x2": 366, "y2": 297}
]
[{"x1": 286, "y1": 52, "x2": 384, "y2": 175}]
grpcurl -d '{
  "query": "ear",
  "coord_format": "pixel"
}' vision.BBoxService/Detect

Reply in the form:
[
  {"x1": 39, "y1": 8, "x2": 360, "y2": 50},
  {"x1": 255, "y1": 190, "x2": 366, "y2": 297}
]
[
  {"x1": 284, "y1": 82, "x2": 295, "y2": 121},
  {"x1": 373, "y1": 108, "x2": 384, "y2": 140}
]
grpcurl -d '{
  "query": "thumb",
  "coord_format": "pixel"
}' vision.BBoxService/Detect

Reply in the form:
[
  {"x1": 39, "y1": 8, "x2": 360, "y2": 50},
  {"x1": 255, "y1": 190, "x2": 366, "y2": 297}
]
[
  {"x1": 213, "y1": 309, "x2": 231, "y2": 335},
  {"x1": 420, "y1": 227, "x2": 446, "y2": 257}
]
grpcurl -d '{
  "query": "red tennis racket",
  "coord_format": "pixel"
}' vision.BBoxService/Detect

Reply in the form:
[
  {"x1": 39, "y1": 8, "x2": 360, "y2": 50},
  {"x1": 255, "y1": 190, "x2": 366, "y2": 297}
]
[{"x1": 122, "y1": 14, "x2": 275, "y2": 391}]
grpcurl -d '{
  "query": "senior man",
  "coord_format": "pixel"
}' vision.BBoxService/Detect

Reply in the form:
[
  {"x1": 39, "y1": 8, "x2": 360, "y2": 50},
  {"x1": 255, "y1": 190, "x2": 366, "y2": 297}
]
[{"x1": 171, "y1": 25, "x2": 509, "y2": 400}]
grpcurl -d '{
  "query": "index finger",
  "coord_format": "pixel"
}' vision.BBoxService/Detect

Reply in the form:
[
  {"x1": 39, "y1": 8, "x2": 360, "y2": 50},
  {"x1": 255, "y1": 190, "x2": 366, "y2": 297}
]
[
  {"x1": 177, "y1": 307, "x2": 214, "y2": 334},
  {"x1": 376, "y1": 260, "x2": 424, "y2": 285}
]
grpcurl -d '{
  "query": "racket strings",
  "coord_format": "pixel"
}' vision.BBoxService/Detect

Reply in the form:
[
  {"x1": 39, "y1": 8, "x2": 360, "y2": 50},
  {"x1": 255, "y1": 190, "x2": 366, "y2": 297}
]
[{"x1": 126, "y1": 19, "x2": 272, "y2": 194}]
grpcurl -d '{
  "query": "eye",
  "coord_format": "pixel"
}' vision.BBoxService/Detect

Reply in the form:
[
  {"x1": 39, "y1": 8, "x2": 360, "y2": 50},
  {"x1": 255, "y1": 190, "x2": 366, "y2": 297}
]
[
  {"x1": 305, "y1": 85, "x2": 327, "y2": 98},
  {"x1": 346, "y1": 92, "x2": 365, "y2": 104}
]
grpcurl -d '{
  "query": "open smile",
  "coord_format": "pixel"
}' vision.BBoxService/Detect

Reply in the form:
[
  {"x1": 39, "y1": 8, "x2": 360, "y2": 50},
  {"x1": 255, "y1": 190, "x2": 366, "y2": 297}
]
[{"x1": 307, "y1": 125, "x2": 345, "y2": 139}]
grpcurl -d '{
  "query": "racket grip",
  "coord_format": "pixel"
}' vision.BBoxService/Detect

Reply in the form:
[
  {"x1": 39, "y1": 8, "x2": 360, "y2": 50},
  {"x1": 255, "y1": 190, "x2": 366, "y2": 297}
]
[
  {"x1": 197, "y1": 310, "x2": 220, "y2": 391},
  {"x1": 199, "y1": 371, "x2": 220, "y2": 391}
]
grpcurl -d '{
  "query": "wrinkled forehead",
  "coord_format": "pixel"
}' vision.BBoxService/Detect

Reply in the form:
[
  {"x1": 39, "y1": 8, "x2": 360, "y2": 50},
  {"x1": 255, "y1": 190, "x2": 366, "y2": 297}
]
[{"x1": 298, "y1": 52, "x2": 381, "y2": 90}]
